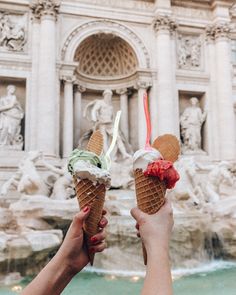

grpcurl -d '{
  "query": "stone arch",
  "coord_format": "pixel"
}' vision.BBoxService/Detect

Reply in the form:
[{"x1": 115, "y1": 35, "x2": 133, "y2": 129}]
[{"x1": 61, "y1": 19, "x2": 150, "y2": 69}]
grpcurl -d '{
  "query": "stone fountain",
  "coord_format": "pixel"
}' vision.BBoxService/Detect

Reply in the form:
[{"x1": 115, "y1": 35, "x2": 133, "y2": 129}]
[{"x1": 0, "y1": 151, "x2": 236, "y2": 281}]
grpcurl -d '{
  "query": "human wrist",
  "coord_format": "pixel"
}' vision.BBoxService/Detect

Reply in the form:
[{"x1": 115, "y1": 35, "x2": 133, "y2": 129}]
[
  {"x1": 145, "y1": 240, "x2": 170, "y2": 256},
  {"x1": 53, "y1": 252, "x2": 79, "y2": 278}
]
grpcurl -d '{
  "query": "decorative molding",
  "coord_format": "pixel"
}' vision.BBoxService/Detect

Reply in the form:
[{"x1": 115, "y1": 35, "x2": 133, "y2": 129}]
[
  {"x1": 135, "y1": 80, "x2": 152, "y2": 90},
  {"x1": 60, "y1": 75, "x2": 76, "y2": 84},
  {"x1": 206, "y1": 23, "x2": 231, "y2": 41},
  {"x1": 74, "y1": 83, "x2": 86, "y2": 93},
  {"x1": 153, "y1": 15, "x2": 178, "y2": 33},
  {"x1": 61, "y1": 19, "x2": 150, "y2": 68},
  {"x1": 0, "y1": 12, "x2": 27, "y2": 52},
  {"x1": 30, "y1": 0, "x2": 60, "y2": 20}
]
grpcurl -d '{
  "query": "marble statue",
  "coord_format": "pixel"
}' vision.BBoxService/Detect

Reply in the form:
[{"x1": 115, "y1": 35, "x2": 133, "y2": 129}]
[
  {"x1": 0, "y1": 151, "x2": 50, "y2": 197},
  {"x1": 41, "y1": 159, "x2": 74, "y2": 200},
  {"x1": 180, "y1": 97, "x2": 206, "y2": 154},
  {"x1": 0, "y1": 85, "x2": 24, "y2": 150},
  {"x1": 170, "y1": 157, "x2": 205, "y2": 209},
  {"x1": 199, "y1": 161, "x2": 234, "y2": 203},
  {"x1": 0, "y1": 13, "x2": 26, "y2": 51},
  {"x1": 81, "y1": 89, "x2": 132, "y2": 161}
]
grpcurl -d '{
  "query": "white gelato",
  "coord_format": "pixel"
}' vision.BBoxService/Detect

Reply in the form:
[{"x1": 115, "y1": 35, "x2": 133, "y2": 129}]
[
  {"x1": 133, "y1": 148, "x2": 163, "y2": 171},
  {"x1": 73, "y1": 160, "x2": 111, "y2": 188}
]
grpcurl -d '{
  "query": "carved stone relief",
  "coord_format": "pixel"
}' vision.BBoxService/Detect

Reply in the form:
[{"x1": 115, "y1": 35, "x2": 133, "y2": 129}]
[
  {"x1": 0, "y1": 12, "x2": 26, "y2": 52},
  {"x1": 177, "y1": 34, "x2": 202, "y2": 69}
]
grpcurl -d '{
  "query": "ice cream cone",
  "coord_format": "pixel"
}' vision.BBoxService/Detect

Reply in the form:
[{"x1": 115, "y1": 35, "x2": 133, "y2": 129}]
[
  {"x1": 74, "y1": 177, "x2": 105, "y2": 265},
  {"x1": 134, "y1": 168, "x2": 166, "y2": 265},
  {"x1": 152, "y1": 134, "x2": 180, "y2": 163},
  {"x1": 74, "y1": 130, "x2": 105, "y2": 265}
]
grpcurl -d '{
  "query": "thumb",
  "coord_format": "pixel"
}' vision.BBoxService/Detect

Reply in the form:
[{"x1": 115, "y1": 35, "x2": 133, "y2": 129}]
[{"x1": 130, "y1": 207, "x2": 145, "y2": 223}]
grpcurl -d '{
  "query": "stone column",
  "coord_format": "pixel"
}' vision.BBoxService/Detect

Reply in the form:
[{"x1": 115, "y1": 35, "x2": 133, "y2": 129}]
[
  {"x1": 61, "y1": 76, "x2": 75, "y2": 158},
  {"x1": 74, "y1": 83, "x2": 86, "y2": 147},
  {"x1": 116, "y1": 88, "x2": 129, "y2": 140},
  {"x1": 136, "y1": 81, "x2": 151, "y2": 149},
  {"x1": 205, "y1": 28, "x2": 219, "y2": 159},
  {"x1": 207, "y1": 23, "x2": 236, "y2": 160},
  {"x1": 30, "y1": 0, "x2": 60, "y2": 156},
  {"x1": 153, "y1": 15, "x2": 177, "y2": 135},
  {"x1": 28, "y1": 14, "x2": 40, "y2": 151}
]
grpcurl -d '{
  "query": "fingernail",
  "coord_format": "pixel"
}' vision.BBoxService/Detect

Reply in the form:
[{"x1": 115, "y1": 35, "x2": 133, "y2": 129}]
[
  {"x1": 83, "y1": 206, "x2": 89, "y2": 213},
  {"x1": 91, "y1": 237, "x2": 98, "y2": 243},
  {"x1": 100, "y1": 220, "x2": 106, "y2": 226}
]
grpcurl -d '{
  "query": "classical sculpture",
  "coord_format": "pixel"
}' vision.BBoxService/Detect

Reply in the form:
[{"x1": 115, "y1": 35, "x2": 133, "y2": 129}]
[
  {"x1": 180, "y1": 97, "x2": 206, "y2": 153},
  {"x1": 0, "y1": 85, "x2": 24, "y2": 150},
  {"x1": 81, "y1": 89, "x2": 131, "y2": 161},
  {"x1": 0, "y1": 151, "x2": 50, "y2": 197},
  {"x1": 200, "y1": 161, "x2": 234, "y2": 203},
  {"x1": 41, "y1": 159, "x2": 74, "y2": 200},
  {"x1": 0, "y1": 13, "x2": 26, "y2": 51}
]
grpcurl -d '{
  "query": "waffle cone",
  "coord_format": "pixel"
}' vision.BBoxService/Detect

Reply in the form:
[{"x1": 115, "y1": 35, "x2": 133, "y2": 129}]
[
  {"x1": 134, "y1": 168, "x2": 166, "y2": 265},
  {"x1": 152, "y1": 134, "x2": 180, "y2": 163},
  {"x1": 73, "y1": 130, "x2": 105, "y2": 265},
  {"x1": 74, "y1": 177, "x2": 105, "y2": 265},
  {"x1": 87, "y1": 130, "x2": 104, "y2": 156}
]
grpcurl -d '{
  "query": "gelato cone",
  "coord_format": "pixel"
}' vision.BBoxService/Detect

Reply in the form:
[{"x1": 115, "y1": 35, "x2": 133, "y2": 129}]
[
  {"x1": 68, "y1": 131, "x2": 110, "y2": 265},
  {"x1": 133, "y1": 135, "x2": 180, "y2": 265}
]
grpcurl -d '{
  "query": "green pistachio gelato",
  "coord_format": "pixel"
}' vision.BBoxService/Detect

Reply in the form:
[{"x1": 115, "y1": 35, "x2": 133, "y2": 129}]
[{"x1": 68, "y1": 149, "x2": 108, "y2": 175}]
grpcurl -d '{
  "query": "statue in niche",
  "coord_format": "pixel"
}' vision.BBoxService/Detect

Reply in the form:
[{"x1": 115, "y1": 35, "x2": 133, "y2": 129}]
[
  {"x1": 0, "y1": 151, "x2": 50, "y2": 197},
  {"x1": 0, "y1": 85, "x2": 24, "y2": 150},
  {"x1": 80, "y1": 89, "x2": 132, "y2": 161},
  {"x1": 0, "y1": 13, "x2": 26, "y2": 51},
  {"x1": 178, "y1": 35, "x2": 201, "y2": 69},
  {"x1": 180, "y1": 97, "x2": 207, "y2": 154}
]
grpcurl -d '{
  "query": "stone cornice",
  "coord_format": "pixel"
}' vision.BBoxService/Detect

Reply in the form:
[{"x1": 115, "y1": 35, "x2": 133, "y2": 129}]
[
  {"x1": 205, "y1": 22, "x2": 231, "y2": 41},
  {"x1": 30, "y1": 0, "x2": 60, "y2": 20},
  {"x1": 153, "y1": 14, "x2": 178, "y2": 33}
]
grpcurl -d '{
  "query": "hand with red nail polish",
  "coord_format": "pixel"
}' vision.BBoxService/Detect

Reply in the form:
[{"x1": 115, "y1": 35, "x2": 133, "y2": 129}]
[{"x1": 22, "y1": 207, "x2": 108, "y2": 295}]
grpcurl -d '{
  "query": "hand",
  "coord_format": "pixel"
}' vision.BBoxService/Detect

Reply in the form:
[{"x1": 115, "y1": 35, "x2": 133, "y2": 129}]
[
  {"x1": 55, "y1": 206, "x2": 108, "y2": 274},
  {"x1": 131, "y1": 198, "x2": 173, "y2": 252}
]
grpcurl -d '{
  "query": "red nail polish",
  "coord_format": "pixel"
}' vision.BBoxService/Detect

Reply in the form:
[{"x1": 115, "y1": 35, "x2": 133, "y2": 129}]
[
  {"x1": 83, "y1": 206, "x2": 89, "y2": 213},
  {"x1": 91, "y1": 237, "x2": 97, "y2": 243}
]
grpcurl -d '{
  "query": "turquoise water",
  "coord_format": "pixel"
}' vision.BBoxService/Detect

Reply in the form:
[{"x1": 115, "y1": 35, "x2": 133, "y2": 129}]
[{"x1": 1, "y1": 265, "x2": 236, "y2": 295}]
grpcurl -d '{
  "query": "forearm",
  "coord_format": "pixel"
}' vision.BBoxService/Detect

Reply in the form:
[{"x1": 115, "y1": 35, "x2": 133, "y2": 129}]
[
  {"x1": 141, "y1": 245, "x2": 172, "y2": 295},
  {"x1": 21, "y1": 255, "x2": 77, "y2": 295}
]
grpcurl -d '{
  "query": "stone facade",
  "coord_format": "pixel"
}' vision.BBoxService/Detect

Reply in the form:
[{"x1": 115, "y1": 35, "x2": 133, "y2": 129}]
[{"x1": 0, "y1": 0, "x2": 235, "y2": 169}]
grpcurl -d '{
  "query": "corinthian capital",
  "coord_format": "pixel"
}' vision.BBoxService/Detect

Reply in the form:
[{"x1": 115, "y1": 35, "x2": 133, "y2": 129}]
[
  {"x1": 206, "y1": 23, "x2": 231, "y2": 41},
  {"x1": 30, "y1": 0, "x2": 60, "y2": 20},
  {"x1": 153, "y1": 15, "x2": 177, "y2": 33}
]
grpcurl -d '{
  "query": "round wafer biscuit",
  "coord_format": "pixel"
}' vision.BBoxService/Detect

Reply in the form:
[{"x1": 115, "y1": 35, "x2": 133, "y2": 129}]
[{"x1": 152, "y1": 134, "x2": 180, "y2": 163}]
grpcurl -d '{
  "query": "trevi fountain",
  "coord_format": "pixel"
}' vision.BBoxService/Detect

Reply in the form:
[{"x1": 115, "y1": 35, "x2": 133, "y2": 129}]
[{"x1": 0, "y1": 0, "x2": 236, "y2": 294}]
